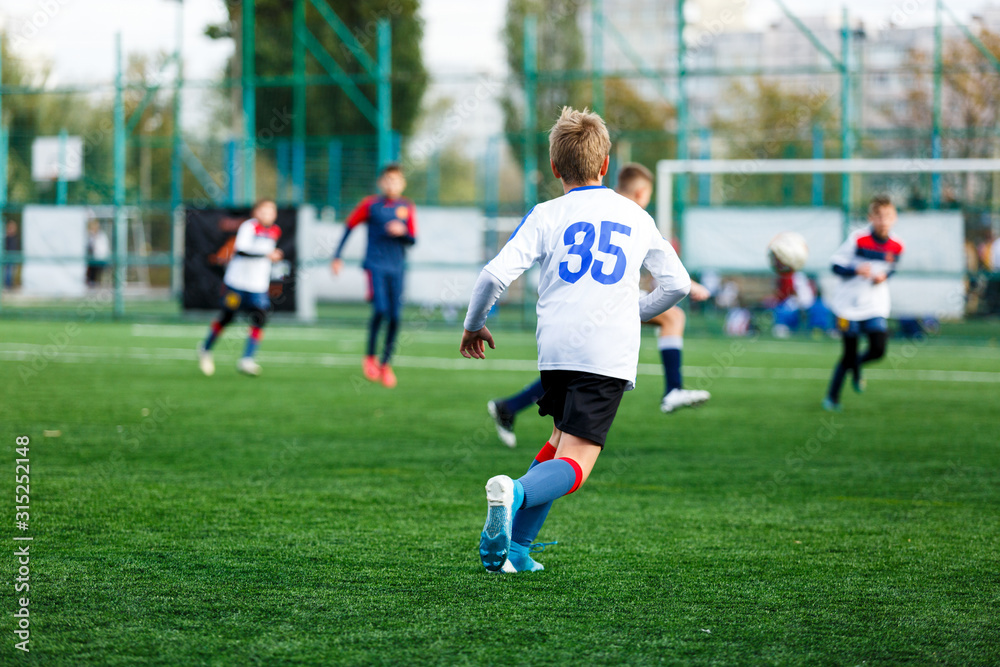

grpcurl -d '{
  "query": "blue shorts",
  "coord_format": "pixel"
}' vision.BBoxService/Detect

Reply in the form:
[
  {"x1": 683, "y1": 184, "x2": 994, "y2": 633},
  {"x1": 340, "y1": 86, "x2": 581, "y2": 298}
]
[
  {"x1": 836, "y1": 316, "x2": 888, "y2": 336},
  {"x1": 221, "y1": 286, "x2": 270, "y2": 312},
  {"x1": 366, "y1": 268, "x2": 404, "y2": 320}
]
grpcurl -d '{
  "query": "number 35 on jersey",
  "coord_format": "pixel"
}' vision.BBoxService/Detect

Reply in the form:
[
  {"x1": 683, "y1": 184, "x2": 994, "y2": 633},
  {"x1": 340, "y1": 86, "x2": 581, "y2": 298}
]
[{"x1": 559, "y1": 220, "x2": 631, "y2": 285}]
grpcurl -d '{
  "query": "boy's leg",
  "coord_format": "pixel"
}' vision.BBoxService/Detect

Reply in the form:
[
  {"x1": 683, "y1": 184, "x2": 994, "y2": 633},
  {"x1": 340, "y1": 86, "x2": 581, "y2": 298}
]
[
  {"x1": 376, "y1": 271, "x2": 404, "y2": 387},
  {"x1": 203, "y1": 292, "x2": 239, "y2": 351},
  {"x1": 480, "y1": 434, "x2": 592, "y2": 572},
  {"x1": 516, "y1": 372, "x2": 620, "y2": 508},
  {"x1": 242, "y1": 297, "x2": 269, "y2": 360},
  {"x1": 854, "y1": 321, "x2": 888, "y2": 391},
  {"x1": 365, "y1": 270, "x2": 388, "y2": 380},
  {"x1": 508, "y1": 437, "x2": 559, "y2": 571},
  {"x1": 658, "y1": 309, "x2": 684, "y2": 396},
  {"x1": 199, "y1": 291, "x2": 240, "y2": 376},
  {"x1": 858, "y1": 319, "x2": 888, "y2": 367},
  {"x1": 500, "y1": 378, "x2": 546, "y2": 415},
  {"x1": 381, "y1": 270, "x2": 404, "y2": 366},
  {"x1": 859, "y1": 330, "x2": 888, "y2": 365},
  {"x1": 235, "y1": 294, "x2": 270, "y2": 376},
  {"x1": 658, "y1": 308, "x2": 710, "y2": 412},
  {"x1": 825, "y1": 332, "x2": 858, "y2": 408},
  {"x1": 479, "y1": 372, "x2": 623, "y2": 571},
  {"x1": 488, "y1": 378, "x2": 546, "y2": 448}
]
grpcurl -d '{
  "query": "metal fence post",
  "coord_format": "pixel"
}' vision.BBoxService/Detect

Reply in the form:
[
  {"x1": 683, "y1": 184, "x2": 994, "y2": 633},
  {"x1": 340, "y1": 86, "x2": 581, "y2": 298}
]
[
  {"x1": 523, "y1": 15, "x2": 538, "y2": 210},
  {"x1": 242, "y1": 0, "x2": 256, "y2": 205},
  {"x1": 114, "y1": 33, "x2": 127, "y2": 318},
  {"x1": 377, "y1": 19, "x2": 393, "y2": 168}
]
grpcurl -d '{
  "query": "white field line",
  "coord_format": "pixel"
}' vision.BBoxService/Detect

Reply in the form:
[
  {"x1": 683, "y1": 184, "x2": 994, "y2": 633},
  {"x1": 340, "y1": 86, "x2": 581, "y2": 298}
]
[
  {"x1": 129, "y1": 324, "x2": 467, "y2": 344},
  {"x1": 3, "y1": 343, "x2": 1000, "y2": 383},
  {"x1": 130, "y1": 325, "x2": 1000, "y2": 357}
]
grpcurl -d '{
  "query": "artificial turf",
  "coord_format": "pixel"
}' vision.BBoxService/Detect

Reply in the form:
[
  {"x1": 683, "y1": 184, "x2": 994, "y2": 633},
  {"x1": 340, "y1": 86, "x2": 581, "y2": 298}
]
[{"x1": 1, "y1": 319, "x2": 998, "y2": 665}]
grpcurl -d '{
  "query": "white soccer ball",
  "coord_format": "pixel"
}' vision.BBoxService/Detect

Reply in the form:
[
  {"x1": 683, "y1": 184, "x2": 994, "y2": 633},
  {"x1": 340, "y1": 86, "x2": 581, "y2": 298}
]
[{"x1": 767, "y1": 231, "x2": 809, "y2": 272}]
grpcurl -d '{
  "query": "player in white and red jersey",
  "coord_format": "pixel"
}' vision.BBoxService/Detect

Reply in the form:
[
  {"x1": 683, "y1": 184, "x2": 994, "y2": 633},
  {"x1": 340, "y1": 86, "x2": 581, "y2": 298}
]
[
  {"x1": 618, "y1": 163, "x2": 712, "y2": 414},
  {"x1": 197, "y1": 199, "x2": 283, "y2": 377},
  {"x1": 823, "y1": 195, "x2": 903, "y2": 410},
  {"x1": 459, "y1": 108, "x2": 690, "y2": 573}
]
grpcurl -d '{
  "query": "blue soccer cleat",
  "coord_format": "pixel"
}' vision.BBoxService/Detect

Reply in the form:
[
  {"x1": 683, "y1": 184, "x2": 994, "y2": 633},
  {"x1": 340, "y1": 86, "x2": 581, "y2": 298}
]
[
  {"x1": 503, "y1": 542, "x2": 545, "y2": 573},
  {"x1": 822, "y1": 397, "x2": 842, "y2": 412},
  {"x1": 852, "y1": 376, "x2": 867, "y2": 394},
  {"x1": 479, "y1": 475, "x2": 522, "y2": 572}
]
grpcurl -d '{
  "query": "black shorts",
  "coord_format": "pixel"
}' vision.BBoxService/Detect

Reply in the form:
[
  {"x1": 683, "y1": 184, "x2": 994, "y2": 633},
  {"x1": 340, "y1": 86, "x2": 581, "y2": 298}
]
[{"x1": 536, "y1": 370, "x2": 628, "y2": 448}]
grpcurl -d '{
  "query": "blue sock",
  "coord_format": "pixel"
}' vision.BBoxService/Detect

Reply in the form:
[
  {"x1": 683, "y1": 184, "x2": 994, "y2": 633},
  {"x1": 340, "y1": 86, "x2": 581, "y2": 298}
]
[
  {"x1": 512, "y1": 443, "x2": 555, "y2": 547},
  {"x1": 659, "y1": 336, "x2": 683, "y2": 395},
  {"x1": 504, "y1": 378, "x2": 545, "y2": 414},
  {"x1": 517, "y1": 458, "x2": 581, "y2": 509},
  {"x1": 242, "y1": 326, "x2": 262, "y2": 359},
  {"x1": 204, "y1": 321, "x2": 224, "y2": 350}
]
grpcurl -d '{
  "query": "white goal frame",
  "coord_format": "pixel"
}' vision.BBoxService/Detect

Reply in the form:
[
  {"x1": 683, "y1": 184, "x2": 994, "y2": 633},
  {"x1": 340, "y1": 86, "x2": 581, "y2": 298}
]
[
  {"x1": 655, "y1": 158, "x2": 1000, "y2": 240},
  {"x1": 654, "y1": 157, "x2": 1000, "y2": 320}
]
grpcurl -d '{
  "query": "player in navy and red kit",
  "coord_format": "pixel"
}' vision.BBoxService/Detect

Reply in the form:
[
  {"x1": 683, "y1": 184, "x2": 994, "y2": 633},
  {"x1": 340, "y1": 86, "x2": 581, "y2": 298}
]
[
  {"x1": 198, "y1": 199, "x2": 283, "y2": 377},
  {"x1": 331, "y1": 164, "x2": 417, "y2": 388},
  {"x1": 824, "y1": 195, "x2": 903, "y2": 410}
]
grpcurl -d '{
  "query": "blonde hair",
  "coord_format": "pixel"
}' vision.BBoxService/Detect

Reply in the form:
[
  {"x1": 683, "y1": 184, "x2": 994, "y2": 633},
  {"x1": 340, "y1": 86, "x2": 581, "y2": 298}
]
[
  {"x1": 548, "y1": 106, "x2": 611, "y2": 186},
  {"x1": 615, "y1": 162, "x2": 653, "y2": 197}
]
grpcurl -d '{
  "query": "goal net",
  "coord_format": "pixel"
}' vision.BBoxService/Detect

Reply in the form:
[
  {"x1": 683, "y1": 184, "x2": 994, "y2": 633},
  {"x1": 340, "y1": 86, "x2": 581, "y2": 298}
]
[{"x1": 655, "y1": 158, "x2": 1000, "y2": 320}]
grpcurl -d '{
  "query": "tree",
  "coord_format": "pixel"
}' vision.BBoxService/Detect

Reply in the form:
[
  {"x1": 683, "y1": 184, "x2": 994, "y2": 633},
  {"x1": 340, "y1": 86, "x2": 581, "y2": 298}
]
[
  {"x1": 711, "y1": 78, "x2": 839, "y2": 205},
  {"x1": 206, "y1": 0, "x2": 428, "y2": 139},
  {"x1": 888, "y1": 28, "x2": 1000, "y2": 209},
  {"x1": 1, "y1": 33, "x2": 115, "y2": 205},
  {"x1": 501, "y1": 0, "x2": 674, "y2": 203}
]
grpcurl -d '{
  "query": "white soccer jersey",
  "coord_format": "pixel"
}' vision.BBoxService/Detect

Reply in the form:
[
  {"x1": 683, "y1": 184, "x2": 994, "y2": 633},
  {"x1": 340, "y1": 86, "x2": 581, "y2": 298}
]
[
  {"x1": 483, "y1": 186, "x2": 689, "y2": 388},
  {"x1": 827, "y1": 226, "x2": 903, "y2": 321},
  {"x1": 223, "y1": 219, "x2": 281, "y2": 293}
]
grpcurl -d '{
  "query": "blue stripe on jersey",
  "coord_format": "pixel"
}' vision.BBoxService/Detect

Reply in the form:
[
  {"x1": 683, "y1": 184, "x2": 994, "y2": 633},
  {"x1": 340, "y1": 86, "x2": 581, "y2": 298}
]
[
  {"x1": 508, "y1": 206, "x2": 537, "y2": 242},
  {"x1": 568, "y1": 185, "x2": 607, "y2": 193}
]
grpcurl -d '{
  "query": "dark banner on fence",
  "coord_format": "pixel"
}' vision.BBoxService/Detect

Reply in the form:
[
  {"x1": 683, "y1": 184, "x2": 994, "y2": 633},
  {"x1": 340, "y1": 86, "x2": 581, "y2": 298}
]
[{"x1": 183, "y1": 207, "x2": 297, "y2": 312}]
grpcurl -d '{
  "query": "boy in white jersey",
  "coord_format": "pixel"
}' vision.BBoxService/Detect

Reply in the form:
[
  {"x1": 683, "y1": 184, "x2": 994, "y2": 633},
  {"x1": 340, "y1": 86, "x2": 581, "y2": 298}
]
[
  {"x1": 460, "y1": 108, "x2": 691, "y2": 572},
  {"x1": 617, "y1": 163, "x2": 712, "y2": 414},
  {"x1": 823, "y1": 195, "x2": 903, "y2": 411},
  {"x1": 197, "y1": 199, "x2": 283, "y2": 377}
]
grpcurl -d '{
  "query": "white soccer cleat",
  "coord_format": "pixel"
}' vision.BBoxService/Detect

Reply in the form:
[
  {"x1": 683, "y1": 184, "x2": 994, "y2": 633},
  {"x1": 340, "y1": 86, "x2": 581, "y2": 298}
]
[
  {"x1": 660, "y1": 388, "x2": 711, "y2": 413},
  {"x1": 479, "y1": 474, "x2": 517, "y2": 572},
  {"x1": 236, "y1": 357, "x2": 262, "y2": 376},
  {"x1": 197, "y1": 343, "x2": 215, "y2": 377},
  {"x1": 487, "y1": 400, "x2": 517, "y2": 448},
  {"x1": 684, "y1": 389, "x2": 711, "y2": 406}
]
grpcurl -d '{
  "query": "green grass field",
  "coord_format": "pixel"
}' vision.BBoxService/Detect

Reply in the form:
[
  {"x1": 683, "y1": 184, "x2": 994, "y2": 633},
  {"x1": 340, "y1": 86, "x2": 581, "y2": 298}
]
[{"x1": 2, "y1": 319, "x2": 999, "y2": 665}]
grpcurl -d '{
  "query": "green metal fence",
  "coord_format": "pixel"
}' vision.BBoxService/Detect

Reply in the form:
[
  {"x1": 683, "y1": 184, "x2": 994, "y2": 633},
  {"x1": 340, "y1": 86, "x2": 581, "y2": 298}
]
[{"x1": 1, "y1": 0, "x2": 998, "y2": 321}]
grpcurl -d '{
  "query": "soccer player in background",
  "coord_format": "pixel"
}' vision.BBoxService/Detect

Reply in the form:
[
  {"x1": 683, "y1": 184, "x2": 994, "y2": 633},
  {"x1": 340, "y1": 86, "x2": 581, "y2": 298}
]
[
  {"x1": 616, "y1": 163, "x2": 712, "y2": 413},
  {"x1": 823, "y1": 195, "x2": 903, "y2": 411},
  {"x1": 461, "y1": 107, "x2": 691, "y2": 573},
  {"x1": 331, "y1": 164, "x2": 417, "y2": 389},
  {"x1": 198, "y1": 199, "x2": 283, "y2": 377},
  {"x1": 487, "y1": 379, "x2": 545, "y2": 448},
  {"x1": 485, "y1": 163, "x2": 709, "y2": 447}
]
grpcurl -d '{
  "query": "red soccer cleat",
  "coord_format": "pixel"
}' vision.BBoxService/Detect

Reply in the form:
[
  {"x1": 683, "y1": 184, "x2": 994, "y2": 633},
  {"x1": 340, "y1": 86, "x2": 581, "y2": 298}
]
[
  {"x1": 363, "y1": 355, "x2": 381, "y2": 382},
  {"x1": 380, "y1": 364, "x2": 397, "y2": 389}
]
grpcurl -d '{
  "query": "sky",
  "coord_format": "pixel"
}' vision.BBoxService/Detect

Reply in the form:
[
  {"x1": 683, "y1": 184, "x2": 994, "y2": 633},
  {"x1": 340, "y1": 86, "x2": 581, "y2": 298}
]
[{"x1": 1, "y1": 0, "x2": 995, "y2": 84}]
